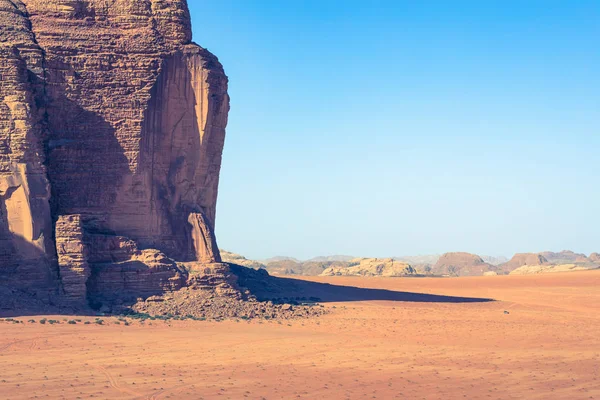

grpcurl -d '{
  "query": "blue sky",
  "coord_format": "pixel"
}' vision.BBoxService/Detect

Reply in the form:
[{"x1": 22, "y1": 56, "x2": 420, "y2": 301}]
[{"x1": 188, "y1": 1, "x2": 599, "y2": 260}]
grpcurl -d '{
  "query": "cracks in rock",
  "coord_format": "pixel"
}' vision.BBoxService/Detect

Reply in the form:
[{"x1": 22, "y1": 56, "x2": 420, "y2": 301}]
[{"x1": 6, "y1": 0, "x2": 20, "y2": 13}]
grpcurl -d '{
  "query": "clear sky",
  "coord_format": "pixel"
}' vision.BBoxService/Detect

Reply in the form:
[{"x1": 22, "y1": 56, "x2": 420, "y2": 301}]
[{"x1": 188, "y1": 1, "x2": 599, "y2": 260}]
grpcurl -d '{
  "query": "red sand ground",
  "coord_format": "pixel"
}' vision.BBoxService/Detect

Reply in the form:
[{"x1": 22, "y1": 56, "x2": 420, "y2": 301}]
[{"x1": 0, "y1": 270, "x2": 599, "y2": 399}]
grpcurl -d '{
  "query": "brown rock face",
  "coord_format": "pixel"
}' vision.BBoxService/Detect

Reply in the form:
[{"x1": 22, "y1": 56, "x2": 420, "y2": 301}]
[
  {"x1": 0, "y1": 0, "x2": 229, "y2": 306},
  {"x1": 432, "y1": 252, "x2": 495, "y2": 277},
  {"x1": 539, "y1": 250, "x2": 589, "y2": 264},
  {"x1": 500, "y1": 253, "x2": 548, "y2": 273},
  {"x1": 589, "y1": 253, "x2": 600, "y2": 263}
]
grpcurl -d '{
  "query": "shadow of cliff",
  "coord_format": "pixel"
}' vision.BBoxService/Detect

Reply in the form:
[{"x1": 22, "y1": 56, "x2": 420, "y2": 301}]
[
  {"x1": 44, "y1": 90, "x2": 130, "y2": 222},
  {"x1": 0, "y1": 193, "x2": 58, "y2": 297},
  {"x1": 230, "y1": 265, "x2": 495, "y2": 304}
]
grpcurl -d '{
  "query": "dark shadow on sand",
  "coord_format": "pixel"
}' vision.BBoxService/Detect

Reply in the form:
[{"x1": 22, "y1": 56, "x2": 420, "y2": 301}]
[{"x1": 230, "y1": 265, "x2": 495, "y2": 304}]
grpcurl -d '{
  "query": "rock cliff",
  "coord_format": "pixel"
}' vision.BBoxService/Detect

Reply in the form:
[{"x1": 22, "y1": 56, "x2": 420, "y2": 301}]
[{"x1": 0, "y1": 0, "x2": 230, "y2": 308}]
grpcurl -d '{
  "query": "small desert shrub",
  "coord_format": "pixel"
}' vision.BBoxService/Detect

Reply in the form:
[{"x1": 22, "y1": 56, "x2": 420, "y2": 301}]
[
  {"x1": 68, "y1": 320, "x2": 77, "y2": 325},
  {"x1": 39, "y1": 318, "x2": 47, "y2": 324}
]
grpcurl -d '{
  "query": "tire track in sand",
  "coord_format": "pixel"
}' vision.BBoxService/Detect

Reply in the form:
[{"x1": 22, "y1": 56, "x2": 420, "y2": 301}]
[{"x1": 94, "y1": 365, "x2": 143, "y2": 398}]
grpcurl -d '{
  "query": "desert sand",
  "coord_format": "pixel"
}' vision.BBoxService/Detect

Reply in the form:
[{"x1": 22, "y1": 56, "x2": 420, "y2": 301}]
[{"x1": 1, "y1": 270, "x2": 599, "y2": 400}]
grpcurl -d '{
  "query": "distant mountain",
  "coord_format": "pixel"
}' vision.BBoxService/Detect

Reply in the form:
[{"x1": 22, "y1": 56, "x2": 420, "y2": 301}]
[
  {"x1": 220, "y1": 250, "x2": 267, "y2": 270},
  {"x1": 306, "y1": 255, "x2": 355, "y2": 263},
  {"x1": 481, "y1": 255, "x2": 509, "y2": 266},
  {"x1": 394, "y1": 254, "x2": 440, "y2": 265},
  {"x1": 431, "y1": 252, "x2": 496, "y2": 277},
  {"x1": 264, "y1": 259, "x2": 350, "y2": 276},
  {"x1": 260, "y1": 256, "x2": 301, "y2": 264},
  {"x1": 499, "y1": 253, "x2": 548, "y2": 272},
  {"x1": 509, "y1": 264, "x2": 591, "y2": 275},
  {"x1": 539, "y1": 250, "x2": 590, "y2": 265},
  {"x1": 224, "y1": 250, "x2": 599, "y2": 278},
  {"x1": 321, "y1": 258, "x2": 416, "y2": 277}
]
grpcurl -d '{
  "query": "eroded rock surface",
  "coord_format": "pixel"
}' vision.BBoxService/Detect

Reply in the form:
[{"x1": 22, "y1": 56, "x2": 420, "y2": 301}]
[{"x1": 0, "y1": 0, "x2": 230, "y2": 308}]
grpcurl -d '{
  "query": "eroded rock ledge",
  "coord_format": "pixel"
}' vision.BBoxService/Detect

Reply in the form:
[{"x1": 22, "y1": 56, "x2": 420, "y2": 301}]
[{"x1": 0, "y1": 0, "x2": 234, "y2": 310}]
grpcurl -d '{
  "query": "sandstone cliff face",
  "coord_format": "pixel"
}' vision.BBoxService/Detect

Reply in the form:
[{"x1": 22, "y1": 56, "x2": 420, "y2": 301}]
[{"x1": 0, "y1": 0, "x2": 229, "y2": 306}]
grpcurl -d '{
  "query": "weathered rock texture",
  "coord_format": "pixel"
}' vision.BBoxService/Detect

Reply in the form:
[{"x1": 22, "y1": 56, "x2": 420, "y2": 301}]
[
  {"x1": 0, "y1": 0, "x2": 229, "y2": 307},
  {"x1": 55, "y1": 215, "x2": 90, "y2": 305}
]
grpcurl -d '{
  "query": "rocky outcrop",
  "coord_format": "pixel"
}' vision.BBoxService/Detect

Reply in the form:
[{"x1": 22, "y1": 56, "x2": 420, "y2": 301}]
[
  {"x1": 221, "y1": 250, "x2": 267, "y2": 270},
  {"x1": 509, "y1": 264, "x2": 590, "y2": 275},
  {"x1": 432, "y1": 252, "x2": 495, "y2": 277},
  {"x1": 321, "y1": 258, "x2": 416, "y2": 277},
  {"x1": 87, "y1": 249, "x2": 188, "y2": 307},
  {"x1": 500, "y1": 253, "x2": 548, "y2": 272},
  {"x1": 0, "y1": 0, "x2": 230, "y2": 308},
  {"x1": 539, "y1": 251, "x2": 590, "y2": 265},
  {"x1": 589, "y1": 253, "x2": 600, "y2": 263}
]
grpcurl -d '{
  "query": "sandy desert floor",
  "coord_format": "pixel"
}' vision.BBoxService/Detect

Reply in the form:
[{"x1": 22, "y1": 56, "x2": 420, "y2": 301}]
[{"x1": 0, "y1": 270, "x2": 599, "y2": 400}]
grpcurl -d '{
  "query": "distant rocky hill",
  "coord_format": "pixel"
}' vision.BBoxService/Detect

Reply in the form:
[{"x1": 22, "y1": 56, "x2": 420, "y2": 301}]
[
  {"x1": 499, "y1": 253, "x2": 548, "y2": 272},
  {"x1": 431, "y1": 252, "x2": 496, "y2": 277},
  {"x1": 264, "y1": 260, "x2": 350, "y2": 276},
  {"x1": 503, "y1": 251, "x2": 598, "y2": 275},
  {"x1": 394, "y1": 254, "x2": 441, "y2": 265},
  {"x1": 509, "y1": 264, "x2": 590, "y2": 275},
  {"x1": 539, "y1": 251, "x2": 590, "y2": 265},
  {"x1": 481, "y1": 255, "x2": 509, "y2": 265},
  {"x1": 220, "y1": 251, "x2": 267, "y2": 270},
  {"x1": 226, "y1": 250, "x2": 599, "y2": 278},
  {"x1": 261, "y1": 256, "x2": 301, "y2": 264},
  {"x1": 306, "y1": 255, "x2": 355, "y2": 262},
  {"x1": 321, "y1": 258, "x2": 416, "y2": 277}
]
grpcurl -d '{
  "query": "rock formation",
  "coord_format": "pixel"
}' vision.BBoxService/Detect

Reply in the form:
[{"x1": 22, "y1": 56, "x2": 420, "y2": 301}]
[
  {"x1": 500, "y1": 253, "x2": 548, "y2": 272},
  {"x1": 509, "y1": 264, "x2": 590, "y2": 275},
  {"x1": 221, "y1": 250, "x2": 267, "y2": 271},
  {"x1": 320, "y1": 258, "x2": 416, "y2": 277},
  {"x1": 539, "y1": 251, "x2": 590, "y2": 265},
  {"x1": 431, "y1": 252, "x2": 495, "y2": 277},
  {"x1": 0, "y1": 0, "x2": 230, "y2": 308},
  {"x1": 589, "y1": 253, "x2": 600, "y2": 263}
]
